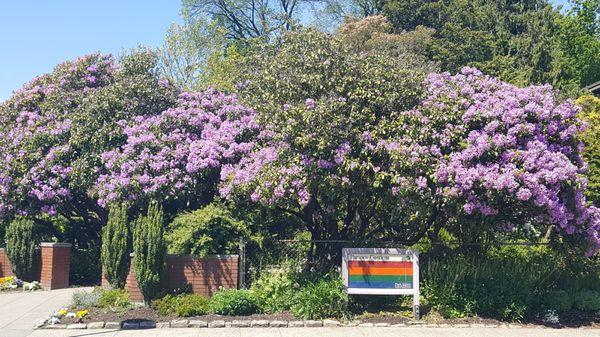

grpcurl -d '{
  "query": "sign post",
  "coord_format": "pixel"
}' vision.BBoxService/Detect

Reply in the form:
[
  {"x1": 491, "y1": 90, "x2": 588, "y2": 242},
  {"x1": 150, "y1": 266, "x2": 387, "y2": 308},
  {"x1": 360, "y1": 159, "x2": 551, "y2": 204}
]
[{"x1": 342, "y1": 248, "x2": 420, "y2": 319}]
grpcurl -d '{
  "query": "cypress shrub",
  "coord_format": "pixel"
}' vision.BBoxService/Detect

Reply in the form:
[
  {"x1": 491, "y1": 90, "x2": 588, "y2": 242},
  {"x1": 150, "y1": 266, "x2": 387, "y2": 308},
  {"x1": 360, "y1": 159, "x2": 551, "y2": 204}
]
[
  {"x1": 5, "y1": 217, "x2": 37, "y2": 279},
  {"x1": 133, "y1": 201, "x2": 166, "y2": 302},
  {"x1": 101, "y1": 203, "x2": 130, "y2": 288}
]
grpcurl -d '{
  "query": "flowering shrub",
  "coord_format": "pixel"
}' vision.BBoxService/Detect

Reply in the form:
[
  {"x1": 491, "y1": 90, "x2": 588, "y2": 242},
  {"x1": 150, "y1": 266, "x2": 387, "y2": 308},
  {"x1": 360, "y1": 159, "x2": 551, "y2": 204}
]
[
  {"x1": 221, "y1": 30, "x2": 426, "y2": 264},
  {"x1": 404, "y1": 68, "x2": 600, "y2": 253},
  {"x1": 96, "y1": 88, "x2": 259, "y2": 207},
  {"x1": 0, "y1": 53, "x2": 116, "y2": 219},
  {"x1": 223, "y1": 41, "x2": 600, "y2": 257},
  {"x1": 0, "y1": 51, "x2": 177, "y2": 245}
]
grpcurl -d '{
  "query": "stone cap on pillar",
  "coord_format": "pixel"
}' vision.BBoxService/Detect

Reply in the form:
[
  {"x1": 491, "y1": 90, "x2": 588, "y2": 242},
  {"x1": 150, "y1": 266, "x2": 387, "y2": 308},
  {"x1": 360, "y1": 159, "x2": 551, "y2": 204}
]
[{"x1": 40, "y1": 242, "x2": 72, "y2": 248}]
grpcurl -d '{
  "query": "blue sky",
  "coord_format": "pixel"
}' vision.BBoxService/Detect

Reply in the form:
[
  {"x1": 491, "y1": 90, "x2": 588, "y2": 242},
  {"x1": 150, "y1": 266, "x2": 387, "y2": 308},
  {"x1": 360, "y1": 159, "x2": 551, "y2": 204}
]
[
  {"x1": 0, "y1": 1, "x2": 182, "y2": 101},
  {"x1": 0, "y1": 0, "x2": 571, "y2": 101}
]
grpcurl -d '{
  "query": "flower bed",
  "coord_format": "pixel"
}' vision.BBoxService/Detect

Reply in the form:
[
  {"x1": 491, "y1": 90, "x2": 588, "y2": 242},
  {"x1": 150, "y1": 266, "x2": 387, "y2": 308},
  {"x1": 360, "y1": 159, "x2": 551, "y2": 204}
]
[
  {"x1": 38, "y1": 286, "x2": 600, "y2": 330},
  {"x1": 0, "y1": 276, "x2": 41, "y2": 292}
]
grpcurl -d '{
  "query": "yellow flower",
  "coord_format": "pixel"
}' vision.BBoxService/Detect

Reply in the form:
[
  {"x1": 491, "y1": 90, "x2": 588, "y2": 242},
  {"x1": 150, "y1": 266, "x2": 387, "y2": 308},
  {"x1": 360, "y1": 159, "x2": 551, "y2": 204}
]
[
  {"x1": 58, "y1": 309, "x2": 68, "y2": 317},
  {"x1": 0, "y1": 276, "x2": 14, "y2": 285},
  {"x1": 76, "y1": 310, "x2": 89, "y2": 319}
]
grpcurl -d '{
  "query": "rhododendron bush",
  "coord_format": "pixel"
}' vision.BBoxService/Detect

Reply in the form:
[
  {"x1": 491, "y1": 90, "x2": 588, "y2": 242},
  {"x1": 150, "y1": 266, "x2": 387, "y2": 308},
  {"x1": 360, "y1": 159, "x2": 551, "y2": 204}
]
[
  {"x1": 0, "y1": 32, "x2": 598, "y2": 262},
  {"x1": 406, "y1": 68, "x2": 600, "y2": 255},
  {"x1": 96, "y1": 89, "x2": 259, "y2": 208},
  {"x1": 220, "y1": 30, "x2": 431, "y2": 263},
  {"x1": 0, "y1": 52, "x2": 177, "y2": 242},
  {"x1": 221, "y1": 31, "x2": 600, "y2": 259}
]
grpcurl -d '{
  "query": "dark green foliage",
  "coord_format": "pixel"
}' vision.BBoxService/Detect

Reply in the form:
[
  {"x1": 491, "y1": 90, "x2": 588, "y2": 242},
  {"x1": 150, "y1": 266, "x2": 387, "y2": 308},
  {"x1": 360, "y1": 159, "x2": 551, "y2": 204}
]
[
  {"x1": 152, "y1": 294, "x2": 210, "y2": 316},
  {"x1": 422, "y1": 247, "x2": 559, "y2": 321},
  {"x1": 542, "y1": 290, "x2": 574, "y2": 312},
  {"x1": 209, "y1": 289, "x2": 260, "y2": 315},
  {"x1": 165, "y1": 203, "x2": 248, "y2": 256},
  {"x1": 133, "y1": 202, "x2": 166, "y2": 302},
  {"x1": 5, "y1": 217, "x2": 37, "y2": 280},
  {"x1": 574, "y1": 290, "x2": 600, "y2": 311},
  {"x1": 101, "y1": 203, "x2": 130, "y2": 288},
  {"x1": 97, "y1": 288, "x2": 131, "y2": 310},
  {"x1": 422, "y1": 245, "x2": 600, "y2": 320},
  {"x1": 70, "y1": 246, "x2": 101, "y2": 286},
  {"x1": 382, "y1": 0, "x2": 600, "y2": 94}
]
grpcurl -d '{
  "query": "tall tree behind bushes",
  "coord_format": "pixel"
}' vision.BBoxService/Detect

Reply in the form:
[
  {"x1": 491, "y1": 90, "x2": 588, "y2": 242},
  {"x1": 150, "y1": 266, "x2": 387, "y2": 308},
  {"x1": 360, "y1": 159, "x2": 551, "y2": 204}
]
[
  {"x1": 381, "y1": 0, "x2": 600, "y2": 94},
  {"x1": 5, "y1": 217, "x2": 37, "y2": 280},
  {"x1": 182, "y1": 0, "x2": 316, "y2": 40},
  {"x1": 101, "y1": 203, "x2": 130, "y2": 288},
  {"x1": 133, "y1": 202, "x2": 166, "y2": 302}
]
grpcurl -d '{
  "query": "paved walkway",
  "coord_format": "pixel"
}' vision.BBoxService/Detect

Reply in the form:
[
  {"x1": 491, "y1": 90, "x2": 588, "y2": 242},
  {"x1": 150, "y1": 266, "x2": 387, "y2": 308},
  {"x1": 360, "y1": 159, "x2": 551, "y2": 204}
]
[
  {"x1": 28, "y1": 327, "x2": 600, "y2": 337},
  {"x1": 0, "y1": 287, "x2": 93, "y2": 337}
]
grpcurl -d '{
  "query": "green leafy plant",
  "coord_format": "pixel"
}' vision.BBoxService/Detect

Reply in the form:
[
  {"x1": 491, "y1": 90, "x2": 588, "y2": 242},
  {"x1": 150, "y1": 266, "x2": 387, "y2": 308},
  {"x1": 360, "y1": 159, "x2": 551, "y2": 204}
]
[
  {"x1": 152, "y1": 294, "x2": 210, "y2": 317},
  {"x1": 541, "y1": 290, "x2": 574, "y2": 312},
  {"x1": 133, "y1": 202, "x2": 166, "y2": 302},
  {"x1": 422, "y1": 246, "x2": 560, "y2": 321},
  {"x1": 574, "y1": 290, "x2": 600, "y2": 311},
  {"x1": 209, "y1": 289, "x2": 260, "y2": 316},
  {"x1": 165, "y1": 203, "x2": 248, "y2": 255},
  {"x1": 250, "y1": 265, "x2": 296, "y2": 313},
  {"x1": 5, "y1": 217, "x2": 37, "y2": 279},
  {"x1": 101, "y1": 203, "x2": 130, "y2": 288},
  {"x1": 98, "y1": 288, "x2": 131, "y2": 310},
  {"x1": 290, "y1": 275, "x2": 350, "y2": 320}
]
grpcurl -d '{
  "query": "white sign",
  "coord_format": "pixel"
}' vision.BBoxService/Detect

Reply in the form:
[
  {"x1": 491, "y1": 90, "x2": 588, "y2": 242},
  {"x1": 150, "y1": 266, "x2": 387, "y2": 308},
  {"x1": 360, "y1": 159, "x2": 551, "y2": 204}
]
[{"x1": 342, "y1": 248, "x2": 420, "y2": 319}]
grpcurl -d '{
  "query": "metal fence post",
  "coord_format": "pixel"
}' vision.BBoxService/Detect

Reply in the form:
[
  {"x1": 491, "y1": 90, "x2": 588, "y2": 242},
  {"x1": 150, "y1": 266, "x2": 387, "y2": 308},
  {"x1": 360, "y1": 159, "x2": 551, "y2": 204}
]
[{"x1": 238, "y1": 236, "x2": 246, "y2": 289}]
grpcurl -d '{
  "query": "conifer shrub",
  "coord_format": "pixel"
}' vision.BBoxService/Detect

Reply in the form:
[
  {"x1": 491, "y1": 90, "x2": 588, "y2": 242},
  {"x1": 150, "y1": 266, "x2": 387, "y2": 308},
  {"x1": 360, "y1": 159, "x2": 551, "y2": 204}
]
[
  {"x1": 133, "y1": 202, "x2": 166, "y2": 302},
  {"x1": 5, "y1": 217, "x2": 37, "y2": 279},
  {"x1": 101, "y1": 203, "x2": 130, "y2": 288}
]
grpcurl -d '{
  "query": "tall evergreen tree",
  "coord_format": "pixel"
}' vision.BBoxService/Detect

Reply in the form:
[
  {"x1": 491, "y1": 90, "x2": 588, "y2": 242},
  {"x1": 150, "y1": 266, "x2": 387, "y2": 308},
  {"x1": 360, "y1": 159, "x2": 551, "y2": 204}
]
[{"x1": 101, "y1": 203, "x2": 130, "y2": 288}]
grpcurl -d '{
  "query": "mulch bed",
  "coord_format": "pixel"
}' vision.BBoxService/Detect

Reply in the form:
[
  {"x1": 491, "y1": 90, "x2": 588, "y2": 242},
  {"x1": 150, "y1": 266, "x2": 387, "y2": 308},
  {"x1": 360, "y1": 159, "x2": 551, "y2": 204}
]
[
  {"x1": 57, "y1": 305, "x2": 600, "y2": 328},
  {"x1": 61, "y1": 306, "x2": 297, "y2": 325}
]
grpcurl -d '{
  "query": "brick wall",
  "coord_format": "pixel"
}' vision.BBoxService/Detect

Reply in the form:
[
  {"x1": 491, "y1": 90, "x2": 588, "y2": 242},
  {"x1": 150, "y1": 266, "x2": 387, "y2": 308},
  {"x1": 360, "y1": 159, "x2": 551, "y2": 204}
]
[
  {"x1": 103, "y1": 254, "x2": 239, "y2": 302},
  {"x1": 0, "y1": 243, "x2": 71, "y2": 290}
]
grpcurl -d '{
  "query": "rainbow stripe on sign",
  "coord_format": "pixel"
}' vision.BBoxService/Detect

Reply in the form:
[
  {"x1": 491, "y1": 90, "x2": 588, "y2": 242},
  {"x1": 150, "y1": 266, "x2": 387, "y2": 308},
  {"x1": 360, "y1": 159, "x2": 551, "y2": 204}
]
[{"x1": 348, "y1": 261, "x2": 413, "y2": 289}]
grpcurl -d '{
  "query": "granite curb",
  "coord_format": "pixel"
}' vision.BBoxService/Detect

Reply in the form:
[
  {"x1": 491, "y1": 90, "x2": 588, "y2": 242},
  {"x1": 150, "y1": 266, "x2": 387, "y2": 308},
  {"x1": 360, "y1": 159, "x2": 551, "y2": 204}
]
[{"x1": 37, "y1": 319, "x2": 550, "y2": 330}]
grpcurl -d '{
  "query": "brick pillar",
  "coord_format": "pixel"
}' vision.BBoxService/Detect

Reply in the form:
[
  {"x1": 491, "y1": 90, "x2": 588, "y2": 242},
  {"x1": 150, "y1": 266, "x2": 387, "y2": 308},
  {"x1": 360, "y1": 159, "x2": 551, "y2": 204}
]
[
  {"x1": 125, "y1": 255, "x2": 143, "y2": 302},
  {"x1": 40, "y1": 243, "x2": 71, "y2": 290},
  {"x1": 0, "y1": 248, "x2": 14, "y2": 278}
]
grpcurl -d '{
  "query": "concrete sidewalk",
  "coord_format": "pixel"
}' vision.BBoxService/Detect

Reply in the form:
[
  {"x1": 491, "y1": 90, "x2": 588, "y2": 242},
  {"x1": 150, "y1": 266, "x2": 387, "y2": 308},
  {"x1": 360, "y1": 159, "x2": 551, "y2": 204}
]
[
  {"x1": 28, "y1": 327, "x2": 600, "y2": 337},
  {"x1": 0, "y1": 287, "x2": 93, "y2": 337}
]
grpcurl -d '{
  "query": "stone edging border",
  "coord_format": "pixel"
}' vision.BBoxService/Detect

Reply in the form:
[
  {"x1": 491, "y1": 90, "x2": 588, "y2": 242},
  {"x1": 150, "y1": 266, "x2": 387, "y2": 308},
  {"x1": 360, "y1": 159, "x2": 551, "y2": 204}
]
[{"x1": 37, "y1": 319, "x2": 532, "y2": 330}]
